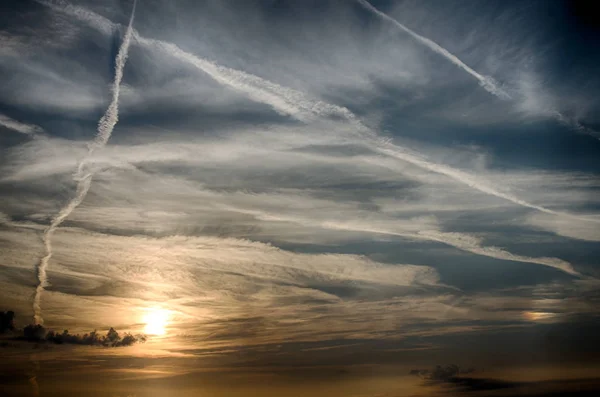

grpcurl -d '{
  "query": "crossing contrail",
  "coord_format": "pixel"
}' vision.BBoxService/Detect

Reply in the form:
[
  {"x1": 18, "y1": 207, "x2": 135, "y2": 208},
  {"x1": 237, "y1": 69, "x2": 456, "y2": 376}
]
[
  {"x1": 33, "y1": 0, "x2": 137, "y2": 325},
  {"x1": 37, "y1": 0, "x2": 599, "y2": 224}
]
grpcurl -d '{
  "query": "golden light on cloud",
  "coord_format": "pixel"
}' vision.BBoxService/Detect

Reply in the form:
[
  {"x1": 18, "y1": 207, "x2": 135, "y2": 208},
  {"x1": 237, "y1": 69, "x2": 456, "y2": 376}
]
[
  {"x1": 142, "y1": 308, "x2": 171, "y2": 336},
  {"x1": 523, "y1": 311, "x2": 556, "y2": 322}
]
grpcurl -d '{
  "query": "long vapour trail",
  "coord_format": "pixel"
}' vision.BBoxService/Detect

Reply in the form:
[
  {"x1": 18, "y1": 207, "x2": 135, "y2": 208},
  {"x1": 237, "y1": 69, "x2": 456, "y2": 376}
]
[
  {"x1": 33, "y1": 0, "x2": 137, "y2": 325},
  {"x1": 0, "y1": 113, "x2": 44, "y2": 136},
  {"x1": 356, "y1": 0, "x2": 600, "y2": 141},
  {"x1": 220, "y1": 206, "x2": 579, "y2": 276},
  {"x1": 356, "y1": 0, "x2": 511, "y2": 100},
  {"x1": 37, "y1": 1, "x2": 599, "y2": 224}
]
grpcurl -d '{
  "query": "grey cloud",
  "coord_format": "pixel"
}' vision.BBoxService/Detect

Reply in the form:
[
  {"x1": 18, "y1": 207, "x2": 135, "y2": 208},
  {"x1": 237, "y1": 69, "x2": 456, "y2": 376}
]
[{"x1": 21, "y1": 323, "x2": 146, "y2": 347}]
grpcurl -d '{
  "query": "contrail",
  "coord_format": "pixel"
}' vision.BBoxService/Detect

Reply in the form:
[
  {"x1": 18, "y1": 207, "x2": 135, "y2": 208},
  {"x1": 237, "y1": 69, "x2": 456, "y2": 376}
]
[
  {"x1": 38, "y1": 1, "x2": 599, "y2": 223},
  {"x1": 371, "y1": 144, "x2": 599, "y2": 223},
  {"x1": 35, "y1": 0, "x2": 356, "y2": 123},
  {"x1": 220, "y1": 206, "x2": 578, "y2": 275},
  {"x1": 356, "y1": 0, "x2": 511, "y2": 100},
  {"x1": 135, "y1": 37, "x2": 350, "y2": 123},
  {"x1": 0, "y1": 113, "x2": 43, "y2": 135},
  {"x1": 356, "y1": 0, "x2": 600, "y2": 140},
  {"x1": 33, "y1": 0, "x2": 137, "y2": 325}
]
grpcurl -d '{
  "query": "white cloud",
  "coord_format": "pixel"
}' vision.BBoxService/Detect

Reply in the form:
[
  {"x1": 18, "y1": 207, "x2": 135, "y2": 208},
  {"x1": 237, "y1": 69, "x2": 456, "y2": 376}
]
[{"x1": 526, "y1": 213, "x2": 600, "y2": 242}]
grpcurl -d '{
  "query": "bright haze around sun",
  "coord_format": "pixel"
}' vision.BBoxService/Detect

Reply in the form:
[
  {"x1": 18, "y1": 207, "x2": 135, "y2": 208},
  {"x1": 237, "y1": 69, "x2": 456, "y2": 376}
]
[{"x1": 1, "y1": 1, "x2": 599, "y2": 396}]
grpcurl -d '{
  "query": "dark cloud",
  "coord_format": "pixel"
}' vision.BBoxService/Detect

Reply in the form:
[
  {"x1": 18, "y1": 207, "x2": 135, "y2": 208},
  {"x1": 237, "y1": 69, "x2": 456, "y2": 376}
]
[
  {"x1": 409, "y1": 363, "x2": 600, "y2": 396},
  {"x1": 436, "y1": 376, "x2": 600, "y2": 396},
  {"x1": 20, "y1": 324, "x2": 146, "y2": 347},
  {"x1": 4, "y1": 310, "x2": 146, "y2": 347},
  {"x1": 409, "y1": 363, "x2": 475, "y2": 381},
  {"x1": 0, "y1": 311, "x2": 15, "y2": 333}
]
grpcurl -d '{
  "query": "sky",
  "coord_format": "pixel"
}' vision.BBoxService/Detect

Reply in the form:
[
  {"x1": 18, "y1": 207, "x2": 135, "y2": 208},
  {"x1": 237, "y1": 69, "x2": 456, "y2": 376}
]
[{"x1": 1, "y1": 0, "x2": 599, "y2": 396}]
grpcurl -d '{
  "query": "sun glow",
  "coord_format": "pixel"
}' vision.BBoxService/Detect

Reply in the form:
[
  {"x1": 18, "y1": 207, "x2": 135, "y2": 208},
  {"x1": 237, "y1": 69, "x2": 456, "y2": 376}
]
[{"x1": 142, "y1": 308, "x2": 170, "y2": 336}]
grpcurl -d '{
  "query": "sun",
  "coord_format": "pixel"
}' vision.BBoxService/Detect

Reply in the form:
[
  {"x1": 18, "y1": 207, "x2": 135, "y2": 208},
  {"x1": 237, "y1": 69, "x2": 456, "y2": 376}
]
[{"x1": 142, "y1": 308, "x2": 170, "y2": 336}]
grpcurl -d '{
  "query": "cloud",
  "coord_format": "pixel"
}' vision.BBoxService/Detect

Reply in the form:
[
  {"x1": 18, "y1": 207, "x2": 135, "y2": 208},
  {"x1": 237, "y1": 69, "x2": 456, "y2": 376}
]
[
  {"x1": 362, "y1": 0, "x2": 600, "y2": 141},
  {"x1": 356, "y1": 0, "x2": 511, "y2": 100},
  {"x1": 0, "y1": 224, "x2": 449, "y2": 345},
  {"x1": 0, "y1": 114, "x2": 43, "y2": 135},
  {"x1": 409, "y1": 364, "x2": 461, "y2": 381},
  {"x1": 419, "y1": 230, "x2": 577, "y2": 275},
  {"x1": 1, "y1": 0, "x2": 598, "y2": 375},
  {"x1": 526, "y1": 213, "x2": 600, "y2": 242},
  {"x1": 18, "y1": 321, "x2": 146, "y2": 347},
  {"x1": 425, "y1": 375, "x2": 600, "y2": 396},
  {"x1": 0, "y1": 311, "x2": 16, "y2": 333},
  {"x1": 36, "y1": 0, "x2": 351, "y2": 123},
  {"x1": 33, "y1": 0, "x2": 600, "y2": 224},
  {"x1": 0, "y1": 127, "x2": 587, "y2": 275},
  {"x1": 3, "y1": 220, "x2": 598, "y2": 355},
  {"x1": 242, "y1": 209, "x2": 578, "y2": 274},
  {"x1": 0, "y1": 37, "x2": 107, "y2": 114},
  {"x1": 33, "y1": 0, "x2": 137, "y2": 325}
]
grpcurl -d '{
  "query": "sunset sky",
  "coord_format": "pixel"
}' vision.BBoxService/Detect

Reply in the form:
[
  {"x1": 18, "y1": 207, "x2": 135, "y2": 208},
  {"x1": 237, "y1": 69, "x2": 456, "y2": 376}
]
[{"x1": 1, "y1": 0, "x2": 599, "y2": 396}]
